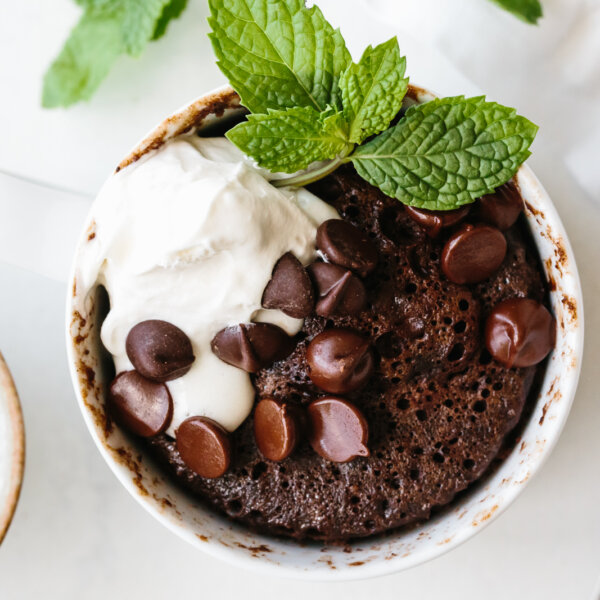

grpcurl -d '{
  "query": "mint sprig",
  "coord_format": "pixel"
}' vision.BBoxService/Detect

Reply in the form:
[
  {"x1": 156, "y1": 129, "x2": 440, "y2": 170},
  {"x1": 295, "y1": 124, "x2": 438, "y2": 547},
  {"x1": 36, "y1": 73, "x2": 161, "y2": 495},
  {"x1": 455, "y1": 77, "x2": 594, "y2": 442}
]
[
  {"x1": 42, "y1": 0, "x2": 188, "y2": 108},
  {"x1": 351, "y1": 96, "x2": 538, "y2": 210},
  {"x1": 487, "y1": 0, "x2": 543, "y2": 24},
  {"x1": 208, "y1": 0, "x2": 351, "y2": 114},
  {"x1": 208, "y1": 0, "x2": 539, "y2": 210},
  {"x1": 222, "y1": 32, "x2": 410, "y2": 175}
]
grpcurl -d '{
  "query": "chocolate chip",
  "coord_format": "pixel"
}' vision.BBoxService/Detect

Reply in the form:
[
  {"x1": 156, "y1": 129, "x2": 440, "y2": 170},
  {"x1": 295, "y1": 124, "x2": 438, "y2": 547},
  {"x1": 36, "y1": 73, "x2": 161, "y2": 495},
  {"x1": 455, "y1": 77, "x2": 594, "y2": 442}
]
[
  {"x1": 176, "y1": 416, "x2": 232, "y2": 478},
  {"x1": 108, "y1": 371, "x2": 173, "y2": 437},
  {"x1": 307, "y1": 397, "x2": 369, "y2": 462},
  {"x1": 441, "y1": 224, "x2": 507, "y2": 284},
  {"x1": 316, "y1": 219, "x2": 378, "y2": 276},
  {"x1": 404, "y1": 205, "x2": 470, "y2": 237},
  {"x1": 253, "y1": 398, "x2": 302, "y2": 462},
  {"x1": 485, "y1": 298, "x2": 556, "y2": 368},
  {"x1": 475, "y1": 181, "x2": 523, "y2": 231},
  {"x1": 306, "y1": 328, "x2": 375, "y2": 394},
  {"x1": 211, "y1": 323, "x2": 294, "y2": 373},
  {"x1": 126, "y1": 320, "x2": 194, "y2": 382},
  {"x1": 261, "y1": 252, "x2": 314, "y2": 318},
  {"x1": 308, "y1": 262, "x2": 366, "y2": 317}
]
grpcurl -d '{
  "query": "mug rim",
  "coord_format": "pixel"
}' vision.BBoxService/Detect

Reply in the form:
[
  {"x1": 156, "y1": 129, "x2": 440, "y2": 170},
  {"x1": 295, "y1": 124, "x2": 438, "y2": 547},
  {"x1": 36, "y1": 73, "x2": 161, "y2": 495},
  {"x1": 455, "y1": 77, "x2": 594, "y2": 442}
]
[{"x1": 66, "y1": 85, "x2": 584, "y2": 581}]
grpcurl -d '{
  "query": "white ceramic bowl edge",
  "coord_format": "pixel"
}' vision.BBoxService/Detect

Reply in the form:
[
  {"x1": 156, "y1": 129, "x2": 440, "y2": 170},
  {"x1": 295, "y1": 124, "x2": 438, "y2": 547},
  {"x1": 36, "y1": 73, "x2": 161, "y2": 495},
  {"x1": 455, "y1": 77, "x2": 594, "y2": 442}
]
[{"x1": 66, "y1": 85, "x2": 584, "y2": 581}]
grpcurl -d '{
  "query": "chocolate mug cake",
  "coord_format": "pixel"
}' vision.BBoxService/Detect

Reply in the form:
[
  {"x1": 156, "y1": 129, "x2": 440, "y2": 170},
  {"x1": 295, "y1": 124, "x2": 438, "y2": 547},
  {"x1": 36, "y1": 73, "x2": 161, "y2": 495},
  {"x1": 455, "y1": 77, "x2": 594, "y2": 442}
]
[
  {"x1": 73, "y1": 0, "x2": 558, "y2": 544},
  {"x1": 78, "y1": 131, "x2": 554, "y2": 540}
]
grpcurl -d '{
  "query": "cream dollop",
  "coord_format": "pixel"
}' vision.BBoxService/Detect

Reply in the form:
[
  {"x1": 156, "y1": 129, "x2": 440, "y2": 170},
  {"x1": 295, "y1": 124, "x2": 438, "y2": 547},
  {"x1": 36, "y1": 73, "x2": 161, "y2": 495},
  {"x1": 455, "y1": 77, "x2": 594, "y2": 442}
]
[{"x1": 77, "y1": 137, "x2": 338, "y2": 436}]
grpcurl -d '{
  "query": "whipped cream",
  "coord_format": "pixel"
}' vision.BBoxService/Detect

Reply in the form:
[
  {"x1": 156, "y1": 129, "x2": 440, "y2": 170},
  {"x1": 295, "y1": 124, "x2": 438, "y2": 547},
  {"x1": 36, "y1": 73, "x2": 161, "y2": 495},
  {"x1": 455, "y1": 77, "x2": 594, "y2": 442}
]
[{"x1": 78, "y1": 136, "x2": 338, "y2": 435}]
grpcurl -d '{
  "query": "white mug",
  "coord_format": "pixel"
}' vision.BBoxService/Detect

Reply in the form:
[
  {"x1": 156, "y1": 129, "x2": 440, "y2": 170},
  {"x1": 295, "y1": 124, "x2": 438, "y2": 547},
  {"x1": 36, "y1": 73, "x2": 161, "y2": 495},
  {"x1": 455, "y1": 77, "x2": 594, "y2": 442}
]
[{"x1": 66, "y1": 85, "x2": 583, "y2": 580}]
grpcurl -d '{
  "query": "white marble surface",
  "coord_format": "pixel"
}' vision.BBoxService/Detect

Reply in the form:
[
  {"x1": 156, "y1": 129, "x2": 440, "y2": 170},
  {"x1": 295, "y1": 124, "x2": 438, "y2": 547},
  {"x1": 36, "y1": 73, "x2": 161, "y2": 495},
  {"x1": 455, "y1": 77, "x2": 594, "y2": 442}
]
[{"x1": 1, "y1": 1, "x2": 599, "y2": 598}]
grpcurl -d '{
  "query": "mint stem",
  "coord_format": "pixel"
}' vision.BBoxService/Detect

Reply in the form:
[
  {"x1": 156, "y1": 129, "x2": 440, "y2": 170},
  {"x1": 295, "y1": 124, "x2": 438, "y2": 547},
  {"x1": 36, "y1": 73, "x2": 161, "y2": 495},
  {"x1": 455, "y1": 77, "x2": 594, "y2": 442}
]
[{"x1": 271, "y1": 153, "x2": 351, "y2": 188}]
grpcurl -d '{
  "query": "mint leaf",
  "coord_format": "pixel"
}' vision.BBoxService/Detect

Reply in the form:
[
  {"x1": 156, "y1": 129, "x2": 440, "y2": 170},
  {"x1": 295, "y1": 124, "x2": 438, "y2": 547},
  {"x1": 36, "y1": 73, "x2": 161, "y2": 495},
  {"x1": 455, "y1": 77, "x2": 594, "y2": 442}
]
[
  {"x1": 350, "y1": 96, "x2": 538, "y2": 210},
  {"x1": 42, "y1": 0, "x2": 178, "y2": 108},
  {"x1": 226, "y1": 107, "x2": 352, "y2": 173},
  {"x1": 42, "y1": 9, "x2": 123, "y2": 108},
  {"x1": 153, "y1": 0, "x2": 188, "y2": 40},
  {"x1": 208, "y1": 0, "x2": 351, "y2": 114},
  {"x1": 340, "y1": 37, "x2": 408, "y2": 144},
  {"x1": 487, "y1": 0, "x2": 543, "y2": 24},
  {"x1": 207, "y1": 0, "x2": 539, "y2": 206}
]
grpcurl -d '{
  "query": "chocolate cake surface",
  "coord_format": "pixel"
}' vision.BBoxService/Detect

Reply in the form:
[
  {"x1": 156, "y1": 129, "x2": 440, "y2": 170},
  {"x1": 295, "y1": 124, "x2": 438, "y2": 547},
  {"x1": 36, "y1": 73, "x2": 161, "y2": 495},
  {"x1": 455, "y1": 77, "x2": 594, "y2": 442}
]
[{"x1": 146, "y1": 165, "x2": 546, "y2": 541}]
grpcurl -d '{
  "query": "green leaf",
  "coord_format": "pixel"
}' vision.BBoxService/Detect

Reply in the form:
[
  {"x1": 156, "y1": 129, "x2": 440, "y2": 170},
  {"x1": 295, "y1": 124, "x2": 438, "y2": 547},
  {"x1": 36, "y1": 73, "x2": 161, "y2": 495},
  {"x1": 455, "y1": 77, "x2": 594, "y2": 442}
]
[
  {"x1": 487, "y1": 0, "x2": 543, "y2": 24},
  {"x1": 42, "y1": 0, "x2": 175, "y2": 108},
  {"x1": 350, "y1": 96, "x2": 538, "y2": 210},
  {"x1": 208, "y1": 0, "x2": 351, "y2": 114},
  {"x1": 340, "y1": 37, "x2": 408, "y2": 144},
  {"x1": 226, "y1": 106, "x2": 353, "y2": 173},
  {"x1": 152, "y1": 0, "x2": 188, "y2": 40},
  {"x1": 42, "y1": 9, "x2": 123, "y2": 108}
]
